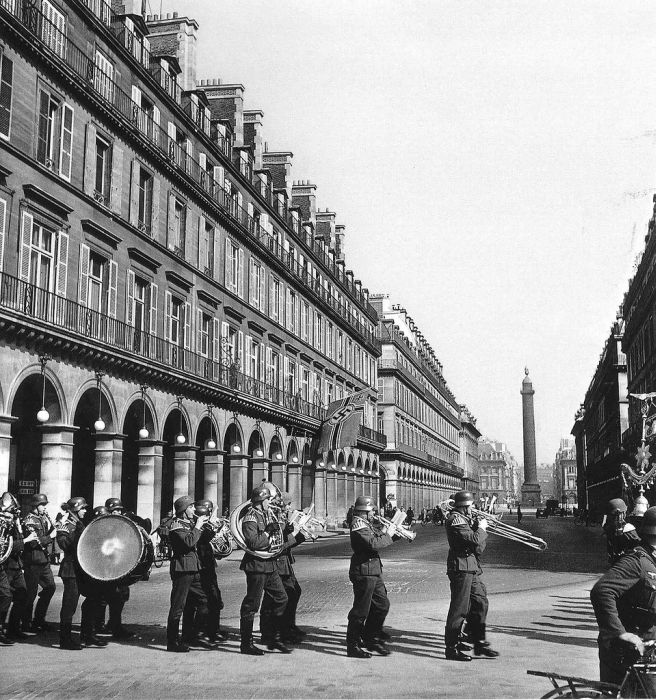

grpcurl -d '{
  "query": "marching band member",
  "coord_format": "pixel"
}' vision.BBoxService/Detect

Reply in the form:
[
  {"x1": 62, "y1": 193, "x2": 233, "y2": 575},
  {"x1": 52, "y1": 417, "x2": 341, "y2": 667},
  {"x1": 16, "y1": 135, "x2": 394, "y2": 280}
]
[
  {"x1": 57, "y1": 496, "x2": 107, "y2": 650},
  {"x1": 1, "y1": 492, "x2": 36, "y2": 641},
  {"x1": 444, "y1": 490, "x2": 499, "y2": 662},
  {"x1": 165, "y1": 495, "x2": 209, "y2": 653},
  {"x1": 239, "y1": 486, "x2": 301, "y2": 655},
  {"x1": 260, "y1": 488, "x2": 306, "y2": 646},
  {"x1": 346, "y1": 495, "x2": 398, "y2": 659},
  {"x1": 22, "y1": 493, "x2": 57, "y2": 633}
]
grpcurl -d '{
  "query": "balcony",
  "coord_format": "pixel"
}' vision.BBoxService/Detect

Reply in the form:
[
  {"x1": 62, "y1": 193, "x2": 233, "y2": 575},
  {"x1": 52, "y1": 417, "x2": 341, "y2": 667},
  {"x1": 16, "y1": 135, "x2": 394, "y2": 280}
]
[
  {"x1": 357, "y1": 425, "x2": 387, "y2": 451},
  {"x1": 0, "y1": 272, "x2": 324, "y2": 424}
]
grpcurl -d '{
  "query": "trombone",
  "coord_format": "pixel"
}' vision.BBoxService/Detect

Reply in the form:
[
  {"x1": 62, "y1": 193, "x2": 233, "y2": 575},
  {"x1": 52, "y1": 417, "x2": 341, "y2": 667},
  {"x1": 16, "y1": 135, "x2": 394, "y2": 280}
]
[
  {"x1": 373, "y1": 510, "x2": 416, "y2": 542},
  {"x1": 440, "y1": 500, "x2": 547, "y2": 551}
]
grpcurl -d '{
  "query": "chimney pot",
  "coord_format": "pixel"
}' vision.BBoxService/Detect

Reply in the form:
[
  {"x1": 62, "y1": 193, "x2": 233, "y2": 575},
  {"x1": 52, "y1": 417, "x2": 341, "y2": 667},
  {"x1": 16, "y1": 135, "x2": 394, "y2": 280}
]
[{"x1": 173, "y1": 11, "x2": 178, "y2": 18}]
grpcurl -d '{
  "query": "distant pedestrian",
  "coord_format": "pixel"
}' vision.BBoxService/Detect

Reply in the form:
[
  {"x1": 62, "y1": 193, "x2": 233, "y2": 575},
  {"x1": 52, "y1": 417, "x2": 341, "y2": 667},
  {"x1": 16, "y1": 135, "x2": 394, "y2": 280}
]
[
  {"x1": 406, "y1": 508, "x2": 414, "y2": 526},
  {"x1": 517, "y1": 505, "x2": 523, "y2": 524}
]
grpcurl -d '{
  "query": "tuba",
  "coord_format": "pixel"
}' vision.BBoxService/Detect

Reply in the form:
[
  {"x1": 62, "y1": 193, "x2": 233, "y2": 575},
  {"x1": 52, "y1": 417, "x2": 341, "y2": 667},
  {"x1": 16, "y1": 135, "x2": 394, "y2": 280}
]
[
  {"x1": 229, "y1": 500, "x2": 285, "y2": 560},
  {"x1": 0, "y1": 511, "x2": 14, "y2": 565}
]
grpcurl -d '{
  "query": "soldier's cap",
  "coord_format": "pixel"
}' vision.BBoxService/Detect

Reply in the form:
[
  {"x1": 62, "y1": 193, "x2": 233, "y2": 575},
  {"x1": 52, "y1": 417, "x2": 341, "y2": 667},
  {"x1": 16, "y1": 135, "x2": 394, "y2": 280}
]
[
  {"x1": 174, "y1": 495, "x2": 194, "y2": 515},
  {"x1": 607, "y1": 498, "x2": 627, "y2": 515}
]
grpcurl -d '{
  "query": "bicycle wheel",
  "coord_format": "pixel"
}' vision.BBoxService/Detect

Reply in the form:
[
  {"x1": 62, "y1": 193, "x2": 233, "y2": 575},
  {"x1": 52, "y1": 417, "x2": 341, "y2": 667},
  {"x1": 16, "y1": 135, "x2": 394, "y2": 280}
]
[{"x1": 540, "y1": 685, "x2": 615, "y2": 699}]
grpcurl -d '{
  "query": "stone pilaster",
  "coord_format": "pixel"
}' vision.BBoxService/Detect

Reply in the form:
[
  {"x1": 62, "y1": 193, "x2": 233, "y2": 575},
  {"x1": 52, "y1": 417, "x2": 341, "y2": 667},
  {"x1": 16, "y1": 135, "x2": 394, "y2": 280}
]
[
  {"x1": 93, "y1": 433, "x2": 125, "y2": 507},
  {"x1": 40, "y1": 424, "x2": 77, "y2": 509},
  {"x1": 201, "y1": 449, "x2": 224, "y2": 508},
  {"x1": 0, "y1": 416, "x2": 17, "y2": 492},
  {"x1": 173, "y1": 444, "x2": 199, "y2": 498},
  {"x1": 226, "y1": 453, "x2": 249, "y2": 511},
  {"x1": 326, "y1": 468, "x2": 338, "y2": 527},
  {"x1": 250, "y1": 457, "x2": 269, "y2": 490},
  {"x1": 137, "y1": 440, "x2": 165, "y2": 528},
  {"x1": 270, "y1": 459, "x2": 286, "y2": 492},
  {"x1": 286, "y1": 460, "x2": 302, "y2": 507},
  {"x1": 313, "y1": 467, "x2": 326, "y2": 520}
]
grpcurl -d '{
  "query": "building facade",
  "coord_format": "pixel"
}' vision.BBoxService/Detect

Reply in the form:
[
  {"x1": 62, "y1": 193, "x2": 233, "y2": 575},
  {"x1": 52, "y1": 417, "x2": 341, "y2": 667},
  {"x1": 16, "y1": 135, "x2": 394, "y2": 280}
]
[
  {"x1": 571, "y1": 313, "x2": 629, "y2": 518},
  {"x1": 553, "y1": 438, "x2": 577, "y2": 507},
  {"x1": 459, "y1": 404, "x2": 481, "y2": 501},
  {"x1": 0, "y1": 0, "x2": 385, "y2": 528},
  {"x1": 536, "y1": 462, "x2": 556, "y2": 502},
  {"x1": 372, "y1": 295, "x2": 464, "y2": 511},
  {"x1": 477, "y1": 437, "x2": 519, "y2": 507}
]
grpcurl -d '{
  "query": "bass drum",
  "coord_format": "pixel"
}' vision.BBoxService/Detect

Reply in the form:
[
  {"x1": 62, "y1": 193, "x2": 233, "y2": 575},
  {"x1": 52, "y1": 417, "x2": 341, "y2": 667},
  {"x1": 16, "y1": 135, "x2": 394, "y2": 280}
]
[{"x1": 77, "y1": 513, "x2": 154, "y2": 585}]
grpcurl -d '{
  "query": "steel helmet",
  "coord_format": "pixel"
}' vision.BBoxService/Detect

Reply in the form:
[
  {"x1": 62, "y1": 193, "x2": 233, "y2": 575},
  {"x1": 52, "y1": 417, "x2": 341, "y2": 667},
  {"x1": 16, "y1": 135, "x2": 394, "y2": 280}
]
[
  {"x1": 66, "y1": 496, "x2": 88, "y2": 513},
  {"x1": 0, "y1": 492, "x2": 19, "y2": 513},
  {"x1": 640, "y1": 507, "x2": 656, "y2": 536},
  {"x1": 606, "y1": 498, "x2": 627, "y2": 515},
  {"x1": 453, "y1": 491, "x2": 475, "y2": 507},
  {"x1": 261, "y1": 481, "x2": 279, "y2": 499},
  {"x1": 250, "y1": 487, "x2": 270, "y2": 504},
  {"x1": 195, "y1": 499, "x2": 214, "y2": 511},
  {"x1": 354, "y1": 495, "x2": 376, "y2": 512},
  {"x1": 31, "y1": 493, "x2": 49, "y2": 507},
  {"x1": 105, "y1": 497, "x2": 124, "y2": 513},
  {"x1": 194, "y1": 502, "x2": 211, "y2": 517},
  {"x1": 174, "y1": 496, "x2": 194, "y2": 515},
  {"x1": 92, "y1": 505, "x2": 110, "y2": 518}
]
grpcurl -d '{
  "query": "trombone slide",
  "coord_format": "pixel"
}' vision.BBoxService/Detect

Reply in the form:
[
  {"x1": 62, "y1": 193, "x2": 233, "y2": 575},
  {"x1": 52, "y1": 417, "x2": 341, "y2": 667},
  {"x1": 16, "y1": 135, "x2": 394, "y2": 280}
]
[{"x1": 373, "y1": 513, "x2": 416, "y2": 541}]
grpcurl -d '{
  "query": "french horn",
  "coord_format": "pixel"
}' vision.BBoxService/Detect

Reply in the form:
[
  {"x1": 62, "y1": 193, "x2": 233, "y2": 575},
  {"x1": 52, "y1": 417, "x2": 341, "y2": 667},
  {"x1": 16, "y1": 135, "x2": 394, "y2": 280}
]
[
  {"x1": 0, "y1": 511, "x2": 15, "y2": 565},
  {"x1": 207, "y1": 517, "x2": 235, "y2": 558}
]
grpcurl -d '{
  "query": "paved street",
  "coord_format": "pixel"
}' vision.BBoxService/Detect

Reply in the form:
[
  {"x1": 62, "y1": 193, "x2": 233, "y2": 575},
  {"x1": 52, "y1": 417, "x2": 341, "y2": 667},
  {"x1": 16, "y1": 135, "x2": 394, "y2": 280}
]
[{"x1": 2, "y1": 515, "x2": 608, "y2": 699}]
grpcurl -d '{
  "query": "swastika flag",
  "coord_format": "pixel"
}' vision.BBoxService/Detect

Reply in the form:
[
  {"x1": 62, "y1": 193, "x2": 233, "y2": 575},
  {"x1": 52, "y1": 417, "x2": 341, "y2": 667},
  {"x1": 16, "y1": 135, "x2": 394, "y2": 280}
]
[{"x1": 316, "y1": 389, "x2": 368, "y2": 453}]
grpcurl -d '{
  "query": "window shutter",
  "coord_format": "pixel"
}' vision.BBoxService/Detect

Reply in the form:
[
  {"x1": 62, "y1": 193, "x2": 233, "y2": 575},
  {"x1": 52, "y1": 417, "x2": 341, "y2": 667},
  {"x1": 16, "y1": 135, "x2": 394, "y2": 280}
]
[
  {"x1": 167, "y1": 121, "x2": 176, "y2": 154},
  {"x1": 213, "y1": 165, "x2": 224, "y2": 193},
  {"x1": 220, "y1": 320, "x2": 229, "y2": 360},
  {"x1": 149, "y1": 282, "x2": 158, "y2": 335},
  {"x1": 55, "y1": 230, "x2": 69, "y2": 296},
  {"x1": 125, "y1": 269, "x2": 135, "y2": 326},
  {"x1": 237, "y1": 331, "x2": 244, "y2": 373},
  {"x1": 0, "y1": 53, "x2": 13, "y2": 139},
  {"x1": 164, "y1": 290, "x2": 172, "y2": 341},
  {"x1": 212, "y1": 317, "x2": 221, "y2": 363},
  {"x1": 259, "y1": 267, "x2": 265, "y2": 310},
  {"x1": 198, "y1": 214, "x2": 206, "y2": 271},
  {"x1": 129, "y1": 160, "x2": 140, "y2": 226},
  {"x1": 151, "y1": 176, "x2": 160, "y2": 237},
  {"x1": 0, "y1": 197, "x2": 6, "y2": 273},
  {"x1": 286, "y1": 288, "x2": 291, "y2": 330},
  {"x1": 131, "y1": 85, "x2": 142, "y2": 130},
  {"x1": 110, "y1": 143, "x2": 123, "y2": 214},
  {"x1": 184, "y1": 206, "x2": 192, "y2": 261},
  {"x1": 284, "y1": 356, "x2": 290, "y2": 392},
  {"x1": 224, "y1": 238, "x2": 231, "y2": 290},
  {"x1": 78, "y1": 243, "x2": 90, "y2": 306},
  {"x1": 237, "y1": 247, "x2": 244, "y2": 298},
  {"x1": 212, "y1": 226, "x2": 220, "y2": 280},
  {"x1": 107, "y1": 260, "x2": 118, "y2": 318},
  {"x1": 19, "y1": 211, "x2": 33, "y2": 281},
  {"x1": 152, "y1": 105, "x2": 160, "y2": 146},
  {"x1": 266, "y1": 346, "x2": 272, "y2": 385},
  {"x1": 37, "y1": 91, "x2": 49, "y2": 164},
  {"x1": 83, "y1": 122, "x2": 96, "y2": 196},
  {"x1": 268, "y1": 276, "x2": 274, "y2": 318},
  {"x1": 185, "y1": 138, "x2": 193, "y2": 169},
  {"x1": 59, "y1": 104, "x2": 74, "y2": 180},
  {"x1": 249, "y1": 258, "x2": 255, "y2": 305},
  {"x1": 244, "y1": 335, "x2": 252, "y2": 376},
  {"x1": 167, "y1": 192, "x2": 176, "y2": 249},
  {"x1": 183, "y1": 302, "x2": 191, "y2": 350},
  {"x1": 260, "y1": 343, "x2": 266, "y2": 383},
  {"x1": 196, "y1": 307, "x2": 203, "y2": 353}
]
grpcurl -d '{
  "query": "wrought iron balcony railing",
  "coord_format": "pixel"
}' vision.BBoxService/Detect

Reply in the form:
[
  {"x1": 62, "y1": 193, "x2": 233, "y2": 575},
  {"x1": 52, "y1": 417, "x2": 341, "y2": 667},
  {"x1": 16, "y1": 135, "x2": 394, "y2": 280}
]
[
  {"x1": 0, "y1": 272, "x2": 324, "y2": 421},
  {"x1": 357, "y1": 424, "x2": 387, "y2": 446}
]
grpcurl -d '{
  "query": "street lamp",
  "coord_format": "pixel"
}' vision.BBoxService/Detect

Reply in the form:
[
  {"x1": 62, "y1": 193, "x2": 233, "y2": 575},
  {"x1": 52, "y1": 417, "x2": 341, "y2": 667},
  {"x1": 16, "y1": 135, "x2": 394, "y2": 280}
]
[
  {"x1": 93, "y1": 370, "x2": 105, "y2": 432},
  {"x1": 138, "y1": 385, "x2": 149, "y2": 439},
  {"x1": 36, "y1": 354, "x2": 51, "y2": 423},
  {"x1": 206, "y1": 404, "x2": 216, "y2": 450},
  {"x1": 175, "y1": 396, "x2": 186, "y2": 444}
]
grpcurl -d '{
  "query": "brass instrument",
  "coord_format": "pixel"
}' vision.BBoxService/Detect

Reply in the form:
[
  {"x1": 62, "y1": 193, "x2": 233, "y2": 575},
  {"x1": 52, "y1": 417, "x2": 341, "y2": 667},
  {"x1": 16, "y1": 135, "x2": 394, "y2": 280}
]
[
  {"x1": 206, "y1": 515, "x2": 235, "y2": 558},
  {"x1": 440, "y1": 500, "x2": 548, "y2": 551},
  {"x1": 229, "y1": 500, "x2": 285, "y2": 560},
  {"x1": 23, "y1": 511, "x2": 56, "y2": 558},
  {"x1": 287, "y1": 503, "x2": 325, "y2": 541},
  {"x1": 0, "y1": 511, "x2": 14, "y2": 565},
  {"x1": 373, "y1": 510, "x2": 417, "y2": 541}
]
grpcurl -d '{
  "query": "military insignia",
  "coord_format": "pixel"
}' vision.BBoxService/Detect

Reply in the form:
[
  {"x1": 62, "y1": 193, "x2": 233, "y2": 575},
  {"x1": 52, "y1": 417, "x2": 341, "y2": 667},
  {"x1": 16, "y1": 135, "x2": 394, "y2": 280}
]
[
  {"x1": 351, "y1": 516, "x2": 368, "y2": 531},
  {"x1": 449, "y1": 513, "x2": 468, "y2": 527}
]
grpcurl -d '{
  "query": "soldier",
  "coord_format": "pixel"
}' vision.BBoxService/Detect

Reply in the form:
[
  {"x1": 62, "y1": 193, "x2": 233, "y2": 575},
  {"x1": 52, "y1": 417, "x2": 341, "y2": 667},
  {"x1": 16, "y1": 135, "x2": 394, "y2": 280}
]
[
  {"x1": 591, "y1": 506, "x2": 656, "y2": 690},
  {"x1": 260, "y1": 488, "x2": 306, "y2": 645},
  {"x1": 239, "y1": 486, "x2": 301, "y2": 655},
  {"x1": 346, "y1": 495, "x2": 399, "y2": 659},
  {"x1": 57, "y1": 496, "x2": 107, "y2": 650},
  {"x1": 602, "y1": 498, "x2": 639, "y2": 565},
  {"x1": 165, "y1": 495, "x2": 209, "y2": 652},
  {"x1": 444, "y1": 490, "x2": 499, "y2": 662},
  {"x1": 1, "y1": 492, "x2": 36, "y2": 640},
  {"x1": 22, "y1": 493, "x2": 57, "y2": 632}
]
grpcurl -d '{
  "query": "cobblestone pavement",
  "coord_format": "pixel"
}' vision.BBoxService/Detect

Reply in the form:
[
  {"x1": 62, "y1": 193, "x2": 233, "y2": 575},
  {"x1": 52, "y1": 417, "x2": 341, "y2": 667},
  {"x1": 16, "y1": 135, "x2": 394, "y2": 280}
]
[{"x1": 2, "y1": 516, "x2": 608, "y2": 699}]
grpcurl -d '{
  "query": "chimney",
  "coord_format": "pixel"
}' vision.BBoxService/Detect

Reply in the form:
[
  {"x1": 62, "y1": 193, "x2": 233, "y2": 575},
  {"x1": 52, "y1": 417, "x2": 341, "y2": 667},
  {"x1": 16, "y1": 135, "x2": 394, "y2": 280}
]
[
  {"x1": 335, "y1": 224, "x2": 345, "y2": 261},
  {"x1": 243, "y1": 110, "x2": 264, "y2": 169},
  {"x1": 291, "y1": 181, "x2": 317, "y2": 225},
  {"x1": 199, "y1": 79, "x2": 245, "y2": 146},
  {"x1": 146, "y1": 14, "x2": 198, "y2": 90},
  {"x1": 112, "y1": 0, "x2": 144, "y2": 17},
  {"x1": 315, "y1": 209, "x2": 336, "y2": 252},
  {"x1": 263, "y1": 151, "x2": 294, "y2": 198}
]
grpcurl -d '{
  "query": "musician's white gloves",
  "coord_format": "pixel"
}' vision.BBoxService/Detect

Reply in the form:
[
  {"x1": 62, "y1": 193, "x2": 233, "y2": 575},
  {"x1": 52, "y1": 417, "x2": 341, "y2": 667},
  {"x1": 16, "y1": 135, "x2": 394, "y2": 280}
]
[
  {"x1": 619, "y1": 632, "x2": 645, "y2": 656},
  {"x1": 194, "y1": 514, "x2": 209, "y2": 530},
  {"x1": 385, "y1": 523, "x2": 397, "y2": 537},
  {"x1": 477, "y1": 518, "x2": 488, "y2": 531}
]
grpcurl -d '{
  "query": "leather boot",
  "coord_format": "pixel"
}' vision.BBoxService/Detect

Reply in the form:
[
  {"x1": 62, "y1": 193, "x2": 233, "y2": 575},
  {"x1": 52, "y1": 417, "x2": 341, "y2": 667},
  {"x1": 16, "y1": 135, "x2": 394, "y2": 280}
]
[
  {"x1": 474, "y1": 641, "x2": 499, "y2": 658},
  {"x1": 59, "y1": 624, "x2": 83, "y2": 651},
  {"x1": 81, "y1": 634, "x2": 108, "y2": 647},
  {"x1": 240, "y1": 619, "x2": 264, "y2": 656},
  {"x1": 445, "y1": 646, "x2": 472, "y2": 662},
  {"x1": 267, "y1": 630, "x2": 292, "y2": 654},
  {"x1": 347, "y1": 644, "x2": 372, "y2": 658}
]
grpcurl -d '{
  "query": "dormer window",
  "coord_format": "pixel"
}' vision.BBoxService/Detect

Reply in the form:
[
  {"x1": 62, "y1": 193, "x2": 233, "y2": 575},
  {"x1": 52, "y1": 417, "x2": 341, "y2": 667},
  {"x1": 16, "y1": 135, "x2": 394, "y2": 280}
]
[
  {"x1": 158, "y1": 58, "x2": 181, "y2": 103},
  {"x1": 123, "y1": 17, "x2": 150, "y2": 68},
  {"x1": 238, "y1": 149, "x2": 253, "y2": 181}
]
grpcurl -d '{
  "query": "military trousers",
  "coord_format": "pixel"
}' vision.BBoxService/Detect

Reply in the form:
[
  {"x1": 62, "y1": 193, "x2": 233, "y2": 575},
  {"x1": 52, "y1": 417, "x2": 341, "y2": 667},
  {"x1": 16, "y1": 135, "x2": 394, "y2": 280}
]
[
  {"x1": 166, "y1": 571, "x2": 207, "y2": 644},
  {"x1": 444, "y1": 571, "x2": 488, "y2": 647},
  {"x1": 240, "y1": 570, "x2": 287, "y2": 624},
  {"x1": 347, "y1": 573, "x2": 390, "y2": 645},
  {"x1": 23, "y1": 563, "x2": 56, "y2": 626}
]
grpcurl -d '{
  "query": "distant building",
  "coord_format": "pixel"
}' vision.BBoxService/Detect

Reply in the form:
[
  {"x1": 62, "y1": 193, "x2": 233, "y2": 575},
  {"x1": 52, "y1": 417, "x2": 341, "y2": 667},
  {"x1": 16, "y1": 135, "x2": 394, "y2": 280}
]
[
  {"x1": 554, "y1": 439, "x2": 577, "y2": 507},
  {"x1": 536, "y1": 463, "x2": 556, "y2": 501},
  {"x1": 459, "y1": 405, "x2": 481, "y2": 502},
  {"x1": 477, "y1": 438, "x2": 519, "y2": 507}
]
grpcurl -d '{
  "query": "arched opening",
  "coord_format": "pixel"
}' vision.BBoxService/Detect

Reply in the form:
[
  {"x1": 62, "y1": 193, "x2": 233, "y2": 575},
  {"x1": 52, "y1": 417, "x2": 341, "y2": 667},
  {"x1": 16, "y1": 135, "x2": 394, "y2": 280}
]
[
  {"x1": 9, "y1": 373, "x2": 62, "y2": 509},
  {"x1": 195, "y1": 415, "x2": 214, "y2": 501},
  {"x1": 269, "y1": 433, "x2": 283, "y2": 461},
  {"x1": 162, "y1": 408, "x2": 190, "y2": 521},
  {"x1": 120, "y1": 399, "x2": 154, "y2": 514},
  {"x1": 301, "y1": 443, "x2": 313, "y2": 509},
  {"x1": 222, "y1": 422, "x2": 243, "y2": 514}
]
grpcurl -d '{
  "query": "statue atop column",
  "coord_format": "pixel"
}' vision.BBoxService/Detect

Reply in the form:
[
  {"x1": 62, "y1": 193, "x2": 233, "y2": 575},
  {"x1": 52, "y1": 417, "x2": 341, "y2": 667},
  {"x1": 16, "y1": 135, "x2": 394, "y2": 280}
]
[{"x1": 521, "y1": 368, "x2": 541, "y2": 506}]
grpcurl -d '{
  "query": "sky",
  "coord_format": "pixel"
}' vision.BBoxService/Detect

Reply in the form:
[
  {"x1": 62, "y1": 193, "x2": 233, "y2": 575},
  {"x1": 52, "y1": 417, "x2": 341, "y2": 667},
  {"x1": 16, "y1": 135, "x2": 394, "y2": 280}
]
[{"x1": 153, "y1": 0, "x2": 656, "y2": 465}]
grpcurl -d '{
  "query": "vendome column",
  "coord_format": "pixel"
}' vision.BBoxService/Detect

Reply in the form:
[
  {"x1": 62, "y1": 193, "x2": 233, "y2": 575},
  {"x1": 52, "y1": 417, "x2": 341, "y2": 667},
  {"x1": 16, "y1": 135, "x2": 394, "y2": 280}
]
[{"x1": 520, "y1": 368, "x2": 541, "y2": 506}]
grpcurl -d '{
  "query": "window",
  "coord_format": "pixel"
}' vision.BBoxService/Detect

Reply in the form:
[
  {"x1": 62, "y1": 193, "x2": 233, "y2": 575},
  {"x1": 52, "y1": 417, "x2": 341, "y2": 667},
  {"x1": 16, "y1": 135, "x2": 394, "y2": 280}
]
[
  {"x1": 94, "y1": 134, "x2": 112, "y2": 203},
  {"x1": 286, "y1": 288, "x2": 298, "y2": 334},
  {"x1": 225, "y1": 239, "x2": 244, "y2": 297},
  {"x1": 37, "y1": 88, "x2": 74, "y2": 179},
  {"x1": 266, "y1": 348, "x2": 280, "y2": 389},
  {"x1": 249, "y1": 257, "x2": 265, "y2": 310},
  {"x1": 246, "y1": 337, "x2": 261, "y2": 380},
  {"x1": 301, "y1": 302, "x2": 310, "y2": 342},
  {"x1": 164, "y1": 292, "x2": 190, "y2": 367},
  {"x1": 93, "y1": 50, "x2": 114, "y2": 102},
  {"x1": 18, "y1": 211, "x2": 69, "y2": 298},
  {"x1": 199, "y1": 220, "x2": 214, "y2": 276},
  {"x1": 198, "y1": 312, "x2": 211, "y2": 357},
  {"x1": 78, "y1": 244, "x2": 118, "y2": 319},
  {"x1": 29, "y1": 222, "x2": 55, "y2": 291},
  {"x1": 285, "y1": 358, "x2": 296, "y2": 395},
  {"x1": 0, "y1": 51, "x2": 13, "y2": 140},
  {"x1": 41, "y1": 0, "x2": 66, "y2": 59},
  {"x1": 167, "y1": 197, "x2": 186, "y2": 255},
  {"x1": 301, "y1": 367, "x2": 310, "y2": 401},
  {"x1": 269, "y1": 276, "x2": 282, "y2": 322},
  {"x1": 137, "y1": 167, "x2": 154, "y2": 234},
  {"x1": 314, "y1": 313, "x2": 323, "y2": 353},
  {"x1": 125, "y1": 272, "x2": 158, "y2": 342},
  {"x1": 327, "y1": 322, "x2": 334, "y2": 359}
]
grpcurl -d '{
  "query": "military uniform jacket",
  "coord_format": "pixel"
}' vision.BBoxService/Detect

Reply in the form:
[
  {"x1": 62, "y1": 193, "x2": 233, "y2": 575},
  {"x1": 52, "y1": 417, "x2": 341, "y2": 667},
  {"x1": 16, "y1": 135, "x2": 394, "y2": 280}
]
[
  {"x1": 6, "y1": 520, "x2": 25, "y2": 571},
  {"x1": 240, "y1": 505, "x2": 284, "y2": 574},
  {"x1": 56, "y1": 514, "x2": 85, "y2": 579},
  {"x1": 22, "y1": 512, "x2": 53, "y2": 566},
  {"x1": 168, "y1": 517, "x2": 202, "y2": 574},
  {"x1": 591, "y1": 544, "x2": 656, "y2": 643},
  {"x1": 445, "y1": 510, "x2": 487, "y2": 574},
  {"x1": 275, "y1": 523, "x2": 306, "y2": 576},
  {"x1": 197, "y1": 525, "x2": 217, "y2": 571},
  {"x1": 349, "y1": 515, "x2": 394, "y2": 576}
]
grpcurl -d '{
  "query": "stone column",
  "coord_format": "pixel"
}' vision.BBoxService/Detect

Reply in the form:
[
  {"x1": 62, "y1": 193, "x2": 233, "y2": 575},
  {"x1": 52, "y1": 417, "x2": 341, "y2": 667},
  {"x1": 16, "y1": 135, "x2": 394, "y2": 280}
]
[
  {"x1": 286, "y1": 459, "x2": 302, "y2": 508},
  {"x1": 313, "y1": 467, "x2": 326, "y2": 521},
  {"x1": 40, "y1": 424, "x2": 77, "y2": 509},
  {"x1": 201, "y1": 449, "x2": 224, "y2": 508},
  {"x1": 250, "y1": 457, "x2": 269, "y2": 491},
  {"x1": 521, "y1": 368, "x2": 541, "y2": 506},
  {"x1": 226, "y1": 453, "x2": 249, "y2": 511},
  {"x1": 270, "y1": 459, "x2": 287, "y2": 492},
  {"x1": 93, "y1": 433, "x2": 124, "y2": 507},
  {"x1": 173, "y1": 445, "x2": 198, "y2": 498},
  {"x1": 337, "y1": 470, "x2": 347, "y2": 525},
  {"x1": 137, "y1": 439, "x2": 165, "y2": 528},
  {"x1": 0, "y1": 416, "x2": 17, "y2": 492},
  {"x1": 326, "y1": 468, "x2": 338, "y2": 527}
]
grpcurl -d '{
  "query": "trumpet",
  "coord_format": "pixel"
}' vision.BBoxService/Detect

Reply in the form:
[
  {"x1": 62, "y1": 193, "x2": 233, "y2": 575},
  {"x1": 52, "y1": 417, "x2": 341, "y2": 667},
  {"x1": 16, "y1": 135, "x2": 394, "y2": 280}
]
[
  {"x1": 440, "y1": 500, "x2": 548, "y2": 551},
  {"x1": 287, "y1": 504, "x2": 325, "y2": 541},
  {"x1": 373, "y1": 511, "x2": 417, "y2": 541}
]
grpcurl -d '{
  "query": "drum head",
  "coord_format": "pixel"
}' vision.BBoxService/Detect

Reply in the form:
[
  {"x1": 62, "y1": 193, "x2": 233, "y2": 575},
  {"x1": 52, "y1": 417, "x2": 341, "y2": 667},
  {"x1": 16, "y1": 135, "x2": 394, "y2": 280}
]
[{"x1": 77, "y1": 514, "x2": 144, "y2": 582}]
